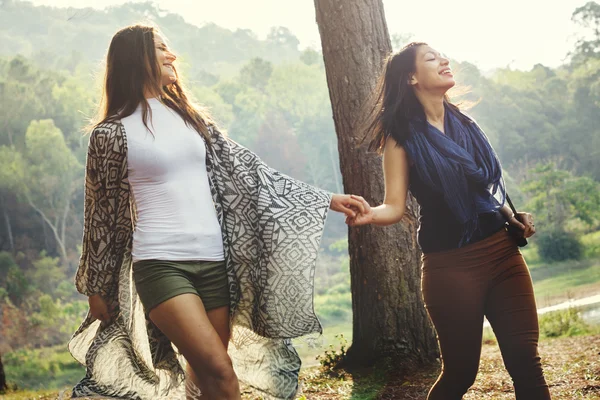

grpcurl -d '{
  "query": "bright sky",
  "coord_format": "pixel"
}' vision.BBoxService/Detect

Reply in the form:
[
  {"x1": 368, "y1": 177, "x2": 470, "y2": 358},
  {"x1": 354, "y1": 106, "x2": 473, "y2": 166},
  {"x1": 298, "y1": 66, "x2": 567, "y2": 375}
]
[{"x1": 30, "y1": 0, "x2": 590, "y2": 71}]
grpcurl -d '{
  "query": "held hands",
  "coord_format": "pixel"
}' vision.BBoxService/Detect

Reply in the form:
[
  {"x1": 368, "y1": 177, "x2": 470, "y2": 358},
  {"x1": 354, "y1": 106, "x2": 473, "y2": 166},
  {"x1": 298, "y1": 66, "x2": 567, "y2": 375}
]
[
  {"x1": 507, "y1": 212, "x2": 536, "y2": 238},
  {"x1": 329, "y1": 194, "x2": 374, "y2": 226},
  {"x1": 330, "y1": 194, "x2": 366, "y2": 218},
  {"x1": 345, "y1": 195, "x2": 374, "y2": 226}
]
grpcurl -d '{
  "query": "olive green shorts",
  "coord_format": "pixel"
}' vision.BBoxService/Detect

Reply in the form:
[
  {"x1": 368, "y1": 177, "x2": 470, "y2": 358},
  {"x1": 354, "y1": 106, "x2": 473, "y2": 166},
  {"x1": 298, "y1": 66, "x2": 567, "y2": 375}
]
[{"x1": 132, "y1": 259, "x2": 230, "y2": 314}]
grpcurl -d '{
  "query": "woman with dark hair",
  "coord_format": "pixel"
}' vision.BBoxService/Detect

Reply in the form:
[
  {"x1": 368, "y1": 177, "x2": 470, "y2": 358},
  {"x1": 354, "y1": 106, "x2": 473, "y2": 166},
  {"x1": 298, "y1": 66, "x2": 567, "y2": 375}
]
[
  {"x1": 69, "y1": 24, "x2": 364, "y2": 400},
  {"x1": 346, "y1": 42, "x2": 551, "y2": 399}
]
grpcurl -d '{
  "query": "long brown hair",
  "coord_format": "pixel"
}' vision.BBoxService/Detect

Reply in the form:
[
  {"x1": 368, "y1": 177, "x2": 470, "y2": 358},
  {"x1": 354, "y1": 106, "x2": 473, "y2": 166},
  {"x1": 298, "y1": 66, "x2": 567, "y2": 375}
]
[
  {"x1": 89, "y1": 24, "x2": 213, "y2": 140},
  {"x1": 362, "y1": 42, "x2": 468, "y2": 153}
]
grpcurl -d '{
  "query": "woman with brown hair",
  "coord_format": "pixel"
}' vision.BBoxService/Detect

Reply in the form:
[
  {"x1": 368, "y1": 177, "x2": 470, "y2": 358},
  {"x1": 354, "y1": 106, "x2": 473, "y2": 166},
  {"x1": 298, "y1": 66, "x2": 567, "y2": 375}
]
[
  {"x1": 346, "y1": 42, "x2": 551, "y2": 399},
  {"x1": 69, "y1": 24, "x2": 364, "y2": 400}
]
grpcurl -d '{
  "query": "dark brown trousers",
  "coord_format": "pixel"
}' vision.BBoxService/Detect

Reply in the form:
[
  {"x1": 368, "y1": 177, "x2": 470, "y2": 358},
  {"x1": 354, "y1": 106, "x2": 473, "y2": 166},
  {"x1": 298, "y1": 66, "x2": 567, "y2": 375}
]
[{"x1": 422, "y1": 229, "x2": 551, "y2": 400}]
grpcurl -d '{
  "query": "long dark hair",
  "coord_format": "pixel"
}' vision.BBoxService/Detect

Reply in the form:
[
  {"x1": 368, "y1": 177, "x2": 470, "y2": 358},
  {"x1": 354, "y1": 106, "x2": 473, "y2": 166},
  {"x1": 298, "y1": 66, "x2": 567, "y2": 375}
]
[
  {"x1": 89, "y1": 24, "x2": 213, "y2": 140},
  {"x1": 363, "y1": 42, "x2": 467, "y2": 153}
]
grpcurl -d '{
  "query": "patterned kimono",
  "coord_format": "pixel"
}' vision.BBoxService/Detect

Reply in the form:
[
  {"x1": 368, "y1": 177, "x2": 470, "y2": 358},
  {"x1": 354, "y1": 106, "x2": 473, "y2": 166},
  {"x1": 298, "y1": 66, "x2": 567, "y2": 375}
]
[{"x1": 68, "y1": 120, "x2": 332, "y2": 400}]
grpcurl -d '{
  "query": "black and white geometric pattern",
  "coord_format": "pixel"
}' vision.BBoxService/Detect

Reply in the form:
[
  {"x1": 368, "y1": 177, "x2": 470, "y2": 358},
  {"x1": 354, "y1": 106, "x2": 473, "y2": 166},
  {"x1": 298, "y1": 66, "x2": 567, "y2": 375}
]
[{"x1": 69, "y1": 121, "x2": 331, "y2": 399}]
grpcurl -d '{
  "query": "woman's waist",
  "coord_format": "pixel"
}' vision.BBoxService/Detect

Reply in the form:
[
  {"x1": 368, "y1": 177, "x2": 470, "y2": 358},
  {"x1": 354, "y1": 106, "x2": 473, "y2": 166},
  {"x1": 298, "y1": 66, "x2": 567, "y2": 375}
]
[
  {"x1": 133, "y1": 195, "x2": 221, "y2": 229},
  {"x1": 421, "y1": 228, "x2": 520, "y2": 272},
  {"x1": 418, "y1": 210, "x2": 507, "y2": 253},
  {"x1": 131, "y1": 229, "x2": 224, "y2": 256}
]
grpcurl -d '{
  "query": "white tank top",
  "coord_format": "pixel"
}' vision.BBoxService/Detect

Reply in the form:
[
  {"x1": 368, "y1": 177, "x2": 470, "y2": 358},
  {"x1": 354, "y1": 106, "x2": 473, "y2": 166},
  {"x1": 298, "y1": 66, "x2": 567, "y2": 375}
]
[{"x1": 122, "y1": 98, "x2": 225, "y2": 263}]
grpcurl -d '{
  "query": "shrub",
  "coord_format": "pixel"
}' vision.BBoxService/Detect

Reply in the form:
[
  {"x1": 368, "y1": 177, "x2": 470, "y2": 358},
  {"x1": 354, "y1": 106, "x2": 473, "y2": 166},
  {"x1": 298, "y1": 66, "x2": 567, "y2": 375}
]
[
  {"x1": 537, "y1": 229, "x2": 583, "y2": 262},
  {"x1": 538, "y1": 308, "x2": 593, "y2": 338},
  {"x1": 3, "y1": 346, "x2": 83, "y2": 390},
  {"x1": 316, "y1": 334, "x2": 348, "y2": 373},
  {"x1": 581, "y1": 231, "x2": 600, "y2": 259}
]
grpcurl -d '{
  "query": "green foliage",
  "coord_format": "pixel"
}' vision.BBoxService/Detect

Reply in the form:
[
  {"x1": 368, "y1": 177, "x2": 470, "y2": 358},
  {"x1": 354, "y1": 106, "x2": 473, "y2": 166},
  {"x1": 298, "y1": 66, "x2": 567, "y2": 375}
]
[
  {"x1": 3, "y1": 346, "x2": 83, "y2": 390},
  {"x1": 5, "y1": 266, "x2": 30, "y2": 304},
  {"x1": 0, "y1": 2, "x2": 303, "y2": 71},
  {"x1": 521, "y1": 162, "x2": 600, "y2": 262},
  {"x1": 299, "y1": 48, "x2": 321, "y2": 66},
  {"x1": 0, "y1": 147, "x2": 25, "y2": 192},
  {"x1": 0, "y1": 251, "x2": 18, "y2": 283},
  {"x1": 536, "y1": 229, "x2": 584, "y2": 262},
  {"x1": 582, "y1": 230, "x2": 600, "y2": 258},
  {"x1": 23, "y1": 120, "x2": 82, "y2": 199},
  {"x1": 520, "y1": 243, "x2": 542, "y2": 266},
  {"x1": 0, "y1": 252, "x2": 32, "y2": 304},
  {"x1": 567, "y1": 176, "x2": 600, "y2": 225},
  {"x1": 523, "y1": 163, "x2": 600, "y2": 229},
  {"x1": 26, "y1": 252, "x2": 66, "y2": 295},
  {"x1": 571, "y1": 1, "x2": 600, "y2": 63},
  {"x1": 6, "y1": 119, "x2": 85, "y2": 263},
  {"x1": 190, "y1": 86, "x2": 234, "y2": 127},
  {"x1": 538, "y1": 308, "x2": 595, "y2": 338},
  {"x1": 328, "y1": 238, "x2": 348, "y2": 254},
  {"x1": 312, "y1": 251, "x2": 353, "y2": 327},
  {"x1": 314, "y1": 291, "x2": 352, "y2": 325},
  {"x1": 239, "y1": 57, "x2": 273, "y2": 91}
]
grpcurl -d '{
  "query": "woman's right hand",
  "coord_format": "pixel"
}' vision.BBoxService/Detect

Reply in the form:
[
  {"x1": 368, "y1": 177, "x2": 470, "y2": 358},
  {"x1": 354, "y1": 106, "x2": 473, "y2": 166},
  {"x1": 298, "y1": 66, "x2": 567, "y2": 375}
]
[{"x1": 89, "y1": 294, "x2": 112, "y2": 323}]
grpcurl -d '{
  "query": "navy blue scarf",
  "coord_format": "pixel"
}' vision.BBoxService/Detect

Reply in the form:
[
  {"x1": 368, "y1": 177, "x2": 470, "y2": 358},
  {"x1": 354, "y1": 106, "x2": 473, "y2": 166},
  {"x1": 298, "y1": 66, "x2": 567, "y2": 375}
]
[{"x1": 403, "y1": 104, "x2": 506, "y2": 246}]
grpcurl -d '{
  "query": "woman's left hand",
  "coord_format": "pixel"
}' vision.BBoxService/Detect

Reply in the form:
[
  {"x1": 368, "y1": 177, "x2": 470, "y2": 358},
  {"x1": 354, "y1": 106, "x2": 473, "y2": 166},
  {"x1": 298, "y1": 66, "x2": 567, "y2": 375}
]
[
  {"x1": 330, "y1": 194, "x2": 366, "y2": 218},
  {"x1": 508, "y1": 212, "x2": 536, "y2": 238}
]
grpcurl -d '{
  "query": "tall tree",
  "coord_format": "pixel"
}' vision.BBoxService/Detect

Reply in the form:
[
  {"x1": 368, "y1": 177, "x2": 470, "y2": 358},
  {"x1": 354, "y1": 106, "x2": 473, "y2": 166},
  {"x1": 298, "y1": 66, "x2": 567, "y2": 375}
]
[
  {"x1": 1, "y1": 120, "x2": 83, "y2": 265},
  {"x1": 571, "y1": 1, "x2": 600, "y2": 63},
  {"x1": 0, "y1": 353, "x2": 6, "y2": 392},
  {"x1": 314, "y1": 0, "x2": 438, "y2": 365}
]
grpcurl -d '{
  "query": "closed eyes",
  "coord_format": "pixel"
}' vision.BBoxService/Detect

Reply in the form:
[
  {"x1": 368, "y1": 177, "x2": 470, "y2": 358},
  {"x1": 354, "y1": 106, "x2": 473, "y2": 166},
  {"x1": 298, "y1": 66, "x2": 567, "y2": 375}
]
[{"x1": 424, "y1": 50, "x2": 448, "y2": 59}]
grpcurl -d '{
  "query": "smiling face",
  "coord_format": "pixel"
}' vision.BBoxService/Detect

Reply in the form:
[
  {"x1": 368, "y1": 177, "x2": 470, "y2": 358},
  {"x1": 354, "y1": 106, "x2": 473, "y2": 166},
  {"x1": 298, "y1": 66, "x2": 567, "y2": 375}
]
[
  {"x1": 409, "y1": 45, "x2": 455, "y2": 94},
  {"x1": 153, "y1": 33, "x2": 177, "y2": 86}
]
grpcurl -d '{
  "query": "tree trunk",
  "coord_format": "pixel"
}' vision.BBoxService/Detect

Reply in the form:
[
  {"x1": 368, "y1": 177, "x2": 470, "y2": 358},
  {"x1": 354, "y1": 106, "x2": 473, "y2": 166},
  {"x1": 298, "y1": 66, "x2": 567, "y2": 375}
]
[
  {"x1": 27, "y1": 196, "x2": 69, "y2": 265},
  {"x1": 0, "y1": 353, "x2": 7, "y2": 392},
  {"x1": 0, "y1": 194, "x2": 14, "y2": 251},
  {"x1": 314, "y1": 0, "x2": 438, "y2": 366}
]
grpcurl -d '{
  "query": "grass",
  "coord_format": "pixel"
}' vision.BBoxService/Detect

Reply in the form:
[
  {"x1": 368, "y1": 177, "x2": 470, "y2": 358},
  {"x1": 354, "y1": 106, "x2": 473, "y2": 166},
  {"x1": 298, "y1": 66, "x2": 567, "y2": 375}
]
[
  {"x1": 241, "y1": 362, "x2": 388, "y2": 400},
  {"x1": 9, "y1": 335, "x2": 600, "y2": 399},
  {"x1": 531, "y1": 259, "x2": 600, "y2": 306},
  {"x1": 4, "y1": 246, "x2": 600, "y2": 399},
  {"x1": 521, "y1": 236, "x2": 600, "y2": 307},
  {"x1": 0, "y1": 388, "x2": 72, "y2": 400},
  {"x1": 297, "y1": 367, "x2": 388, "y2": 400},
  {"x1": 293, "y1": 334, "x2": 600, "y2": 400}
]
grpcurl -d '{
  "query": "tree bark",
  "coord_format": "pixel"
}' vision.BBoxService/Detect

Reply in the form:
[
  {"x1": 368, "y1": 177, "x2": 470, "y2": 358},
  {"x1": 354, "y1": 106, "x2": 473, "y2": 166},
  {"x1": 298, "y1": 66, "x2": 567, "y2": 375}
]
[
  {"x1": 314, "y1": 0, "x2": 438, "y2": 366},
  {"x1": 328, "y1": 139, "x2": 343, "y2": 193}
]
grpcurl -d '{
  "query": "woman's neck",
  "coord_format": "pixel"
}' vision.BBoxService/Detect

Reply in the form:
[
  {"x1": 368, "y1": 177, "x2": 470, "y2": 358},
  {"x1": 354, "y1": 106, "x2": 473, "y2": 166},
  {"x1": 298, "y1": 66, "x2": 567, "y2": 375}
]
[
  {"x1": 143, "y1": 86, "x2": 161, "y2": 99},
  {"x1": 415, "y1": 91, "x2": 445, "y2": 129}
]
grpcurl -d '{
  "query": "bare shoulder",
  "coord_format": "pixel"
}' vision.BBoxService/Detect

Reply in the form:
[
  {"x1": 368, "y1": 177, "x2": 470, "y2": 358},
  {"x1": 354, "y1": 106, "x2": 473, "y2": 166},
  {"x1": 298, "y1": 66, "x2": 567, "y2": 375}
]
[{"x1": 383, "y1": 137, "x2": 408, "y2": 158}]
